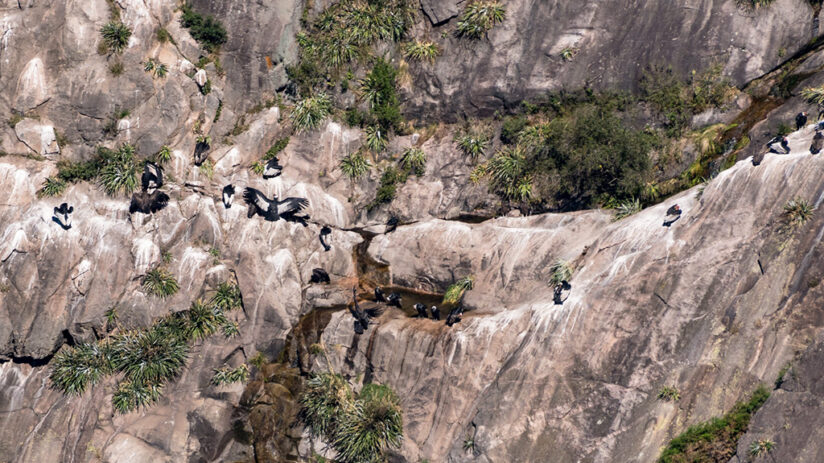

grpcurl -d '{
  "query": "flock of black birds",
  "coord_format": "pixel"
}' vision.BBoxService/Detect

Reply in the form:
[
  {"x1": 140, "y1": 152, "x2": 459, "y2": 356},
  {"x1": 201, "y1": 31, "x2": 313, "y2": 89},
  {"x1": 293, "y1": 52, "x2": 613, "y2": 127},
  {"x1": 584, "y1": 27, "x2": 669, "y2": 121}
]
[{"x1": 345, "y1": 286, "x2": 464, "y2": 334}]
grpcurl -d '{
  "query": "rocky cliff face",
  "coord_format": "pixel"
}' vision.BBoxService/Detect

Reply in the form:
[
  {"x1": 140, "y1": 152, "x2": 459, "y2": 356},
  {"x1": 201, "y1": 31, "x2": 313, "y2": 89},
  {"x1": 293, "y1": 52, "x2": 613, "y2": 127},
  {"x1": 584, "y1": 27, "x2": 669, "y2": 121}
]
[{"x1": 3, "y1": 0, "x2": 824, "y2": 462}]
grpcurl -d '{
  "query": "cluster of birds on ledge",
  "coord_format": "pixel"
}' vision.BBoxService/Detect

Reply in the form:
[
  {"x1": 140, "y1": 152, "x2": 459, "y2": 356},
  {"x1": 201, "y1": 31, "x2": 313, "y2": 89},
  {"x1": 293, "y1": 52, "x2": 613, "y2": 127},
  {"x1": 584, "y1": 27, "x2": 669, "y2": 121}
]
[{"x1": 342, "y1": 287, "x2": 464, "y2": 335}]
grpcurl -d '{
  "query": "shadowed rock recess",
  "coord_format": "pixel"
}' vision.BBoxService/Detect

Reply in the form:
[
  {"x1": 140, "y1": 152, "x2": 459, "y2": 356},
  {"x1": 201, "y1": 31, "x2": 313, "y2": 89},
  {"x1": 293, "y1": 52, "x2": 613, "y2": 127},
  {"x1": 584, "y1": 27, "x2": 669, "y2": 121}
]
[{"x1": 4, "y1": 0, "x2": 824, "y2": 462}]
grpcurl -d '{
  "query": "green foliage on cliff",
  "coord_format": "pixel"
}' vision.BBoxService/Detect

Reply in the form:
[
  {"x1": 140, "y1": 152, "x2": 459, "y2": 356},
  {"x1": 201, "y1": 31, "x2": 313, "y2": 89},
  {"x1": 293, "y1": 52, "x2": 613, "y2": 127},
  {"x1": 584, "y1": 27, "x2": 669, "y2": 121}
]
[
  {"x1": 143, "y1": 267, "x2": 179, "y2": 298},
  {"x1": 444, "y1": 276, "x2": 474, "y2": 305},
  {"x1": 49, "y1": 281, "x2": 243, "y2": 413},
  {"x1": 300, "y1": 374, "x2": 404, "y2": 463},
  {"x1": 100, "y1": 21, "x2": 131, "y2": 54},
  {"x1": 658, "y1": 386, "x2": 770, "y2": 463},
  {"x1": 180, "y1": 3, "x2": 227, "y2": 52},
  {"x1": 291, "y1": 93, "x2": 332, "y2": 132},
  {"x1": 456, "y1": 1, "x2": 506, "y2": 39}
]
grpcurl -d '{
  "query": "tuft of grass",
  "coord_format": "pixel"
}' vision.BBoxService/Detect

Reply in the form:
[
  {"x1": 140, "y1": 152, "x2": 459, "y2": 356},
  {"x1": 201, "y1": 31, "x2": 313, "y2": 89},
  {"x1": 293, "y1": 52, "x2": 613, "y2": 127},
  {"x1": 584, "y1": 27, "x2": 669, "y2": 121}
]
[
  {"x1": 657, "y1": 386, "x2": 680, "y2": 402},
  {"x1": 658, "y1": 386, "x2": 770, "y2": 463},
  {"x1": 250, "y1": 160, "x2": 265, "y2": 175},
  {"x1": 403, "y1": 40, "x2": 441, "y2": 63},
  {"x1": 290, "y1": 93, "x2": 332, "y2": 132},
  {"x1": 613, "y1": 198, "x2": 641, "y2": 220},
  {"x1": 100, "y1": 21, "x2": 132, "y2": 54},
  {"x1": 456, "y1": 1, "x2": 506, "y2": 39},
  {"x1": 364, "y1": 125, "x2": 388, "y2": 153},
  {"x1": 783, "y1": 197, "x2": 814, "y2": 228},
  {"x1": 108, "y1": 61, "x2": 124, "y2": 76},
  {"x1": 802, "y1": 85, "x2": 824, "y2": 105},
  {"x1": 340, "y1": 151, "x2": 372, "y2": 179},
  {"x1": 749, "y1": 439, "x2": 775, "y2": 458},
  {"x1": 249, "y1": 352, "x2": 268, "y2": 370},
  {"x1": 221, "y1": 321, "x2": 240, "y2": 338},
  {"x1": 49, "y1": 343, "x2": 112, "y2": 396},
  {"x1": 333, "y1": 383, "x2": 404, "y2": 463},
  {"x1": 199, "y1": 159, "x2": 214, "y2": 179},
  {"x1": 368, "y1": 166, "x2": 407, "y2": 210},
  {"x1": 155, "y1": 146, "x2": 172, "y2": 164},
  {"x1": 443, "y1": 276, "x2": 473, "y2": 305},
  {"x1": 211, "y1": 282, "x2": 242, "y2": 311},
  {"x1": 211, "y1": 364, "x2": 249, "y2": 385},
  {"x1": 463, "y1": 436, "x2": 475, "y2": 453},
  {"x1": 774, "y1": 362, "x2": 793, "y2": 389},
  {"x1": 549, "y1": 260, "x2": 572, "y2": 286},
  {"x1": 156, "y1": 27, "x2": 172, "y2": 44},
  {"x1": 143, "y1": 267, "x2": 179, "y2": 298},
  {"x1": 99, "y1": 144, "x2": 138, "y2": 196},
  {"x1": 400, "y1": 148, "x2": 426, "y2": 176},
  {"x1": 309, "y1": 343, "x2": 325, "y2": 355},
  {"x1": 7, "y1": 112, "x2": 24, "y2": 128},
  {"x1": 300, "y1": 372, "x2": 355, "y2": 438},
  {"x1": 455, "y1": 130, "x2": 489, "y2": 159},
  {"x1": 112, "y1": 379, "x2": 162, "y2": 414},
  {"x1": 560, "y1": 47, "x2": 577, "y2": 61},
  {"x1": 39, "y1": 177, "x2": 68, "y2": 198}
]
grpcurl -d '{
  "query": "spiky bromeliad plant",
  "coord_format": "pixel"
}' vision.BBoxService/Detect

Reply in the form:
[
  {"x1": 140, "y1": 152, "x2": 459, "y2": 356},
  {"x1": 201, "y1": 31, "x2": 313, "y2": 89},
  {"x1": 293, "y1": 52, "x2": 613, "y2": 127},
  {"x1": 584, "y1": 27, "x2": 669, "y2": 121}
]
[
  {"x1": 657, "y1": 386, "x2": 681, "y2": 402},
  {"x1": 290, "y1": 93, "x2": 332, "y2": 132},
  {"x1": 183, "y1": 299, "x2": 227, "y2": 341},
  {"x1": 340, "y1": 151, "x2": 372, "y2": 179},
  {"x1": 400, "y1": 148, "x2": 426, "y2": 176},
  {"x1": 49, "y1": 342, "x2": 113, "y2": 396},
  {"x1": 143, "y1": 267, "x2": 179, "y2": 298},
  {"x1": 211, "y1": 282, "x2": 242, "y2": 311},
  {"x1": 110, "y1": 327, "x2": 189, "y2": 385},
  {"x1": 613, "y1": 198, "x2": 641, "y2": 220},
  {"x1": 333, "y1": 383, "x2": 404, "y2": 463},
  {"x1": 802, "y1": 86, "x2": 824, "y2": 105},
  {"x1": 101, "y1": 21, "x2": 132, "y2": 54},
  {"x1": 300, "y1": 372, "x2": 356, "y2": 438},
  {"x1": 112, "y1": 379, "x2": 163, "y2": 414},
  {"x1": 403, "y1": 40, "x2": 441, "y2": 63},
  {"x1": 211, "y1": 364, "x2": 249, "y2": 385},
  {"x1": 99, "y1": 144, "x2": 139, "y2": 196},
  {"x1": 364, "y1": 125, "x2": 388, "y2": 153},
  {"x1": 549, "y1": 260, "x2": 572, "y2": 286},
  {"x1": 443, "y1": 276, "x2": 474, "y2": 305},
  {"x1": 155, "y1": 145, "x2": 172, "y2": 164},
  {"x1": 456, "y1": 1, "x2": 506, "y2": 39},
  {"x1": 455, "y1": 131, "x2": 489, "y2": 159},
  {"x1": 39, "y1": 177, "x2": 68, "y2": 198},
  {"x1": 250, "y1": 160, "x2": 265, "y2": 175},
  {"x1": 784, "y1": 197, "x2": 814, "y2": 228},
  {"x1": 749, "y1": 439, "x2": 775, "y2": 458}
]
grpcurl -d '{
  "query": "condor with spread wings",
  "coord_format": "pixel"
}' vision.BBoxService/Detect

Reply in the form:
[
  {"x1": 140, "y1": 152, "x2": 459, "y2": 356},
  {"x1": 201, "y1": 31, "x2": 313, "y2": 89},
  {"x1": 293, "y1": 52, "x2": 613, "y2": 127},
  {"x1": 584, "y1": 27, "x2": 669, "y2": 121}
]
[{"x1": 242, "y1": 187, "x2": 309, "y2": 222}]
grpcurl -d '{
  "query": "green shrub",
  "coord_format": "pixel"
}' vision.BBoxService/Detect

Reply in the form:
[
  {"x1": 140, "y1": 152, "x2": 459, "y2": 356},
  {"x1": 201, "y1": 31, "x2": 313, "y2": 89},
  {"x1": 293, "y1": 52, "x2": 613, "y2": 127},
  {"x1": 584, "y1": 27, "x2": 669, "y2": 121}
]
[
  {"x1": 249, "y1": 352, "x2": 268, "y2": 370},
  {"x1": 774, "y1": 362, "x2": 792, "y2": 389},
  {"x1": 250, "y1": 160, "x2": 265, "y2": 175},
  {"x1": 112, "y1": 379, "x2": 163, "y2": 414},
  {"x1": 109, "y1": 61, "x2": 124, "y2": 76},
  {"x1": 500, "y1": 116, "x2": 527, "y2": 145},
  {"x1": 369, "y1": 166, "x2": 407, "y2": 209},
  {"x1": 183, "y1": 299, "x2": 226, "y2": 341},
  {"x1": 100, "y1": 21, "x2": 132, "y2": 54},
  {"x1": 291, "y1": 93, "x2": 332, "y2": 132},
  {"x1": 456, "y1": 1, "x2": 506, "y2": 39},
  {"x1": 156, "y1": 27, "x2": 172, "y2": 44},
  {"x1": 614, "y1": 198, "x2": 641, "y2": 220},
  {"x1": 7, "y1": 112, "x2": 23, "y2": 128},
  {"x1": 300, "y1": 373, "x2": 356, "y2": 438},
  {"x1": 360, "y1": 59, "x2": 402, "y2": 131},
  {"x1": 211, "y1": 364, "x2": 249, "y2": 385},
  {"x1": 483, "y1": 146, "x2": 534, "y2": 202},
  {"x1": 364, "y1": 125, "x2": 388, "y2": 153},
  {"x1": 222, "y1": 321, "x2": 240, "y2": 338},
  {"x1": 455, "y1": 130, "x2": 490, "y2": 159},
  {"x1": 549, "y1": 260, "x2": 572, "y2": 286},
  {"x1": 333, "y1": 383, "x2": 403, "y2": 463},
  {"x1": 39, "y1": 177, "x2": 67, "y2": 198},
  {"x1": 403, "y1": 40, "x2": 441, "y2": 63},
  {"x1": 49, "y1": 343, "x2": 112, "y2": 396},
  {"x1": 200, "y1": 79, "x2": 212, "y2": 95},
  {"x1": 443, "y1": 276, "x2": 473, "y2": 305},
  {"x1": 657, "y1": 386, "x2": 681, "y2": 402},
  {"x1": 264, "y1": 137, "x2": 290, "y2": 160},
  {"x1": 340, "y1": 151, "x2": 372, "y2": 179},
  {"x1": 143, "y1": 267, "x2": 179, "y2": 298},
  {"x1": 211, "y1": 282, "x2": 242, "y2": 311},
  {"x1": 57, "y1": 158, "x2": 100, "y2": 183},
  {"x1": 658, "y1": 386, "x2": 770, "y2": 463},
  {"x1": 180, "y1": 3, "x2": 227, "y2": 52},
  {"x1": 99, "y1": 143, "x2": 139, "y2": 196},
  {"x1": 110, "y1": 328, "x2": 189, "y2": 385},
  {"x1": 400, "y1": 148, "x2": 426, "y2": 176},
  {"x1": 784, "y1": 197, "x2": 814, "y2": 227},
  {"x1": 155, "y1": 146, "x2": 172, "y2": 164}
]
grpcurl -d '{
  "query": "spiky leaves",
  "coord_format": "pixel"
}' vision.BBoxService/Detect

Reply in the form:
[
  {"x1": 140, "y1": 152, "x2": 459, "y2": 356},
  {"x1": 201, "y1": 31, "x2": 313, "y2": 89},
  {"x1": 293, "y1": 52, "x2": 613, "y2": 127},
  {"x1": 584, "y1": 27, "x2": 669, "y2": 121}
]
[
  {"x1": 456, "y1": 1, "x2": 506, "y2": 39},
  {"x1": 483, "y1": 146, "x2": 535, "y2": 202},
  {"x1": 657, "y1": 386, "x2": 680, "y2": 402},
  {"x1": 211, "y1": 282, "x2": 242, "y2": 311},
  {"x1": 340, "y1": 151, "x2": 372, "y2": 179},
  {"x1": 802, "y1": 86, "x2": 824, "y2": 105},
  {"x1": 455, "y1": 131, "x2": 490, "y2": 159},
  {"x1": 155, "y1": 146, "x2": 172, "y2": 164},
  {"x1": 143, "y1": 268, "x2": 179, "y2": 299},
  {"x1": 749, "y1": 439, "x2": 775, "y2": 457},
  {"x1": 443, "y1": 276, "x2": 474, "y2": 305},
  {"x1": 403, "y1": 40, "x2": 441, "y2": 63},
  {"x1": 101, "y1": 21, "x2": 132, "y2": 54},
  {"x1": 211, "y1": 364, "x2": 249, "y2": 385},
  {"x1": 400, "y1": 148, "x2": 426, "y2": 176},
  {"x1": 549, "y1": 260, "x2": 572, "y2": 286},
  {"x1": 99, "y1": 144, "x2": 139, "y2": 196},
  {"x1": 784, "y1": 197, "x2": 814, "y2": 228},
  {"x1": 112, "y1": 380, "x2": 163, "y2": 414},
  {"x1": 291, "y1": 93, "x2": 332, "y2": 132},
  {"x1": 39, "y1": 177, "x2": 68, "y2": 198},
  {"x1": 183, "y1": 299, "x2": 226, "y2": 341},
  {"x1": 300, "y1": 373, "x2": 355, "y2": 438},
  {"x1": 333, "y1": 384, "x2": 403, "y2": 463},
  {"x1": 110, "y1": 328, "x2": 189, "y2": 385},
  {"x1": 364, "y1": 125, "x2": 388, "y2": 153},
  {"x1": 614, "y1": 198, "x2": 641, "y2": 220},
  {"x1": 49, "y1": 343, "x2": 112, "y2": 396}
]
